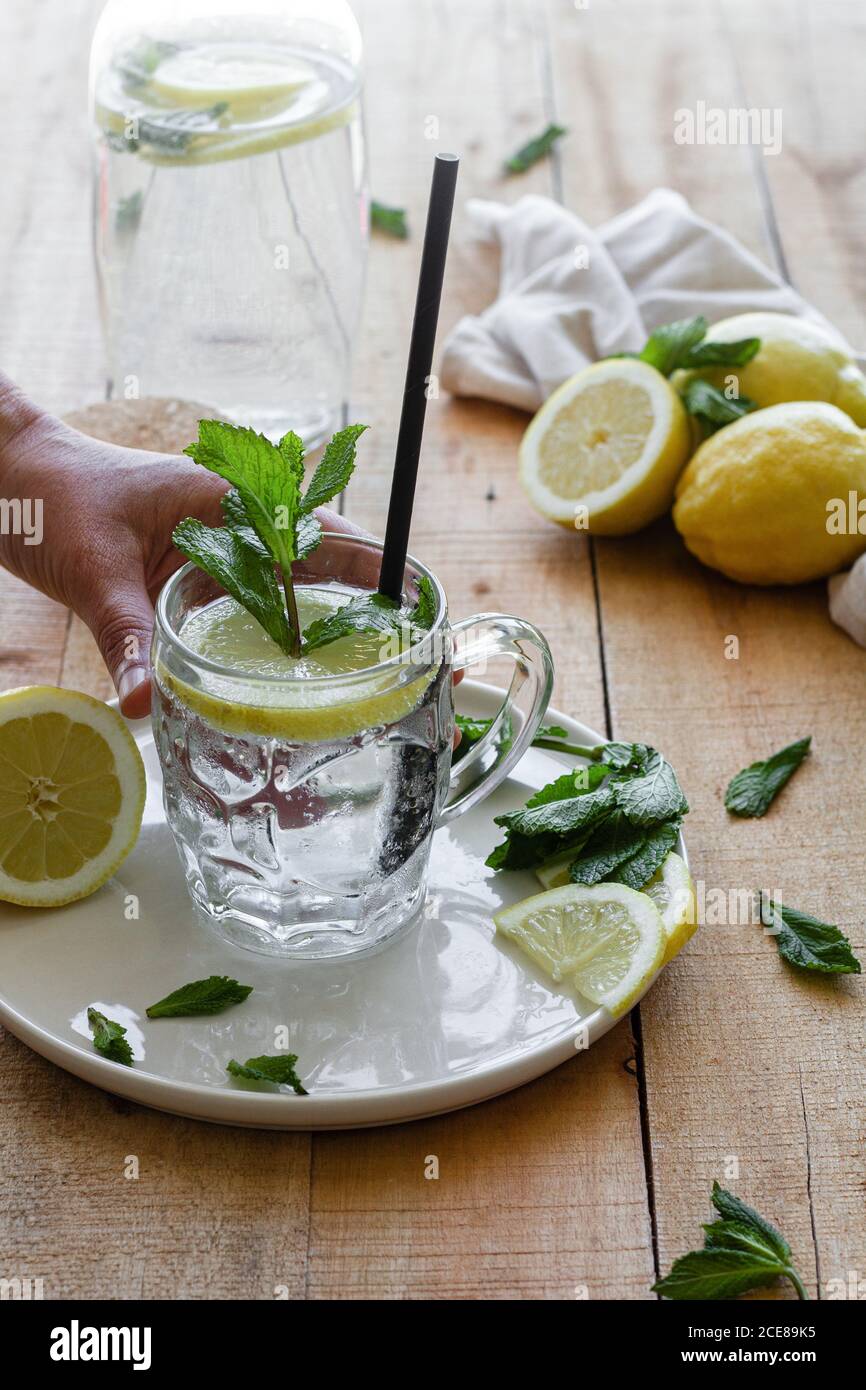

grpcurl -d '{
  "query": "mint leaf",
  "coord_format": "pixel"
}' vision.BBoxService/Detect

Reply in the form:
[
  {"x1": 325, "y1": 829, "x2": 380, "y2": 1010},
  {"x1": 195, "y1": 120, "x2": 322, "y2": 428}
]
[
  {"x1": 408, "y1": 575, "x2": 437, "y2": 629},
  {"x1": 146, "y1": 976, "x2": 253, "y2": 1019},
  {"x1": 638, "y1": 317, "x2": 708, "y2": 376},
  {"x1": 681, "y1": 378, "x2": 757, "y2": 434},
  {"x1": 173, "y1": 517, "x2": 292, "y2": 653},
  {"x1": 184, "y1": 420, "x2": 302, "y2": 586},
  {"x1": 599, "y1": 742, "x2": 652, "y2": 773},
  {"x1": 653, "y1": 1183, "x2": 808, "y2": 1300},
  {"x1": 495, "y1": 784, "x2": 614, "y2": 841},
  {"x1": 725, "y1": 737, "x2": 811, "y2": 817},
  {"x1": 505, "y1": 123, "x2": 567, "y2": 174},
  {"x1": 371, "y1": 200, "x2": 409, "y2": 238},
  {"x1": 709, "y1": 1182, "x2": 791, "y2": 1260},
  {"x1": 679, "y1": 336, "x2": 761, "y2": 370},
  {"x1": 609, "y1": 816, "x2": 681, "y2": 890},
  {"x1": 227, "y1": 1055, "x2": 307, "y2": 1095},
  {"x1": 567, "y1": 810, "x2": 647, "y2": 886},
  {"x1": 87, "y1": 1007, "x2": 133, "y2": 1067},
  {"x1": 302, "y1": 591, "x2": 400, "y2": 655},
  {"x1": 301, "y1": 424, "x2": 367, "y2": 515},
  {"x1": 762, "y1": 898, "x2": 861, "y2": 974},
  {"x1": 613, "y1": 748, "x2": 688, "y2": 825},
  {"x1": 652, "y1": 1245, "x2": 791, "y2": 1301}
]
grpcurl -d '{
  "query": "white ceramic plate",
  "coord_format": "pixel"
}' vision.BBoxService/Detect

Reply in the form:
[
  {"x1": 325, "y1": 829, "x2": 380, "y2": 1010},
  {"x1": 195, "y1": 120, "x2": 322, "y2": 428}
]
[{"x1": 0, "y1": 683, "x2": 686, "y2": 1130}]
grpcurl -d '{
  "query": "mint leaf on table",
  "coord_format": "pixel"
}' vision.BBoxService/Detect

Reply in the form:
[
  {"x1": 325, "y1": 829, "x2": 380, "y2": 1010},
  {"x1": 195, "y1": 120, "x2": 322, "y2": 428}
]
[
  {"x1": 653, "y1": 1183, "x2": 808, "y2": 1300},
  {"x1": 146, "y1": 976, "x2": 254, "y2": 1019},
  {"x1": 725, "y1": 737, "x2": 811, "y2": 817},
  {"x1": 761, "y1": 898, "x2": 861, "y2": 974},
  {"x1": 87, "y1": 1008, "x2": 134, "y2": 1067},
  {"x1": 173, "y1": 516, "x2": 292, "y2": 653},
  {"x1": 226, "y1": 1055, "x2": 307, "y2": 1095},
  {"x1": 504, "y1": 123, "x2": 567, "y2": 174},
  {"x1": 680, "y1": 378, "x2": 757, "y2": 434},
  {"x1": 371, "y1": 200, "x2": 409, "y2": 238}
]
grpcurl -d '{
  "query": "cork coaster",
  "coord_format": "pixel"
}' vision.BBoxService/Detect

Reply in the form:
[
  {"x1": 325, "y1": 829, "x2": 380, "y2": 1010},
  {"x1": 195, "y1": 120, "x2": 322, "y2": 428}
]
[{"x1": 63, "y1": 397, "x2": 228, "y2": 455}]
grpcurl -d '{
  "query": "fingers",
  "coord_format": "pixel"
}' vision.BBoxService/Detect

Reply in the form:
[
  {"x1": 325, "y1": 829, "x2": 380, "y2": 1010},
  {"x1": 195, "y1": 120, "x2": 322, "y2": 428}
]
[{"x1": 85, "y1": 572, "x2": 155, "y2": 719}]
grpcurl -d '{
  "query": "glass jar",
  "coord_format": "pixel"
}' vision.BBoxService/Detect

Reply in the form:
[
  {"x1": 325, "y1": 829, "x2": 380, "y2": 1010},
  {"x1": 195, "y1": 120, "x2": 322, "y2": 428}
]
[{"x1": 89, "y1": 0, "x2": 368, "y2": 447}]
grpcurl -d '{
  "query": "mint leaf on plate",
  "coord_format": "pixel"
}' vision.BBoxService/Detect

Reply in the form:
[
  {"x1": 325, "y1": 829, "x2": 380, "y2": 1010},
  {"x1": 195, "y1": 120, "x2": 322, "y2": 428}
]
[
  {"x1": 504, "y1": 123, "x2": 567, "y2": 174},
  {"x1": 725, "y1": 737, "x2": 811, "y2": 817},
  {"x1": 146, "y1": 976, "x2": 254, "y2": 1019},
  {"x1": 227, "y1": 1055, "x2": 307, "y2": 1095},
  {"x1": 761, "y1": 898, "x2": 861, "y2": 974},
  {"x1": 87, "y1": 1007, "x2": 134, "y2": 1067},
  {"x1": 653, "y1": 1183, "x2": 808, "y2": 1300},
  {"x1": 371, "y1": 200, "x2": 409, "y2": 238},
  {"x1": 613, "y1": 748, "x2": 688, "y2": 825}
]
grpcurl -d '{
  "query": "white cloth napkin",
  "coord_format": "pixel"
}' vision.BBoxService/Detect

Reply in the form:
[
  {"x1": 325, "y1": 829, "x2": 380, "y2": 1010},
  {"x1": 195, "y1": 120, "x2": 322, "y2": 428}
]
[{"x1": 440, "y1": 187, "x2": 866, "y2": 646}]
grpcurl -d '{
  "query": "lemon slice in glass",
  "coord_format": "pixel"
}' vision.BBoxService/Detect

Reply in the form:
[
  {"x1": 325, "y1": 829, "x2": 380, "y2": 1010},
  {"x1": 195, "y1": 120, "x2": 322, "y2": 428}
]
[
  {"x1": 494, "y1": 882, "x2": 665, "y2": 1017},
  {"x1": 0, "y1": 687, "x2": 145, "y2": 907},
  {"x1": 519, "y1": 358, "x2": 693, "y2": 535},
  {"x1": 641, "y1": 851, "x2": 697, "y2": 963},
  {"x1": 149, "y1": 44, "x2": 317, "y2": 115}
]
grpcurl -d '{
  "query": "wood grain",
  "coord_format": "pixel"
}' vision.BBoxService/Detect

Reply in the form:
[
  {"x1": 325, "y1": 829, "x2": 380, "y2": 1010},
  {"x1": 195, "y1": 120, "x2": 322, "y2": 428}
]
[{"x1": 0, "y1": 0, "x2": 863, "y2": 1301}]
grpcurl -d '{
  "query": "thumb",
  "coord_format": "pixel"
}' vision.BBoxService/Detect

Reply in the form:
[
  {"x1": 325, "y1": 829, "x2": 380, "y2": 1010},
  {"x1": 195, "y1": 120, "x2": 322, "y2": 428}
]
[{"x1": 85, "y1": 573, "x2": 155, "y2": 720}]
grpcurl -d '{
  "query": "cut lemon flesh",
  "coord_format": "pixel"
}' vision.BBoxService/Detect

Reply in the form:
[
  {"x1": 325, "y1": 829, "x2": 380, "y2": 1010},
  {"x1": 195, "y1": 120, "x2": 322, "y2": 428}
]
[
  {"x1": 641, "y1": 851, "x2": 697, "y2": 963},
  {"x1": 149, "y1": 44, "x2": 317, "y2": 112},
  {"x1": 519, "y1": 358, "x2": 693, "y2": 535},
  {"x1": 494, "y1": 882, "x2": 665, "y2": 1018},
  {"x1": 0, "y1": 687, "x2": 145, "y2": 907}
]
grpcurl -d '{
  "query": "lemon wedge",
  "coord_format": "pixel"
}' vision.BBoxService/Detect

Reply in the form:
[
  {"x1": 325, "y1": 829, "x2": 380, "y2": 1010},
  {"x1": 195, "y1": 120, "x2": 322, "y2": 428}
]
[
  {"x1": 0, "y1": 687, "x2": 145, "y2": 907},
  {"x1": 494, "y1": 882, "x2": 665, "y2": 1018},
  {"x1": 641, "y1": 851, "x2": 697, "y2": 963},
  {"x1": 519, "y1": 358, "x2": 693, "y2": 535}
]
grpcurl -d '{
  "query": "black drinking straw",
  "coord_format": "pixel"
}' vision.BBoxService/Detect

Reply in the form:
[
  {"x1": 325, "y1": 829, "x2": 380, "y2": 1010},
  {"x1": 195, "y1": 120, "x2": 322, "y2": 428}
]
[{"x1": 378, "y1": 153, "x2": 459, "y2": 602}]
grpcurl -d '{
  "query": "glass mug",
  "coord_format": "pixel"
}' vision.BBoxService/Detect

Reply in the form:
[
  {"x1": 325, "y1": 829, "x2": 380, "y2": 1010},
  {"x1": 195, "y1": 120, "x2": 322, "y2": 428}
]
[{"x1": 152, "y1": 533, "x2": 554, "y2": 960}]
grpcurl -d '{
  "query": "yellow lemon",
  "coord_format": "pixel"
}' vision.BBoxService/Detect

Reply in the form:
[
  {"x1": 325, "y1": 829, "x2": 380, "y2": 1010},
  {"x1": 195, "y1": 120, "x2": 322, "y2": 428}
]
[
  {"x1": 0, "y1": 687, "x2": 145, "y2": 907},
  {"x1": 641, "y1": 851, "x2": 697, "y2": 963},
  {"x1": 674, "y1": 312, "x2": 866, "y2": 426},
  {"x1": 673, "y1": 401, "x2": 866, "y2": 584},
  {"x1": 519, "y1": 358, "x2": 693, "y2": 535}
]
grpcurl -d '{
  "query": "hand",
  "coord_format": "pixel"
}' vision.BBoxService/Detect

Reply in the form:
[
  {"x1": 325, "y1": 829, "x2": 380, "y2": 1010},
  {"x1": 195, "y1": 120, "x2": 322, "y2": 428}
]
[{"x1": 0, "y1": 393, "x2": 359, "y2": 719}]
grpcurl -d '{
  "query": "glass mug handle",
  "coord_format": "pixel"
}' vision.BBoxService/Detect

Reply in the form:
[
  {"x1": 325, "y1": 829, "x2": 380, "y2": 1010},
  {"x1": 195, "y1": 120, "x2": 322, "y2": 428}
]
[{"x1": 438, "y1": 613, "x2": 555, "y2": 826}]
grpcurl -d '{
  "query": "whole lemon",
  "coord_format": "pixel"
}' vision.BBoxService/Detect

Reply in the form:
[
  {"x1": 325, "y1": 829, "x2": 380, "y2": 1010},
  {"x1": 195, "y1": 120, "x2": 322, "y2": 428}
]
[
  {"x1": 674, "y1": 311, "x2": 866, "y2": 426},
  {"x1": 672, "y1": 401, "x2": 866, "y2": 584}
]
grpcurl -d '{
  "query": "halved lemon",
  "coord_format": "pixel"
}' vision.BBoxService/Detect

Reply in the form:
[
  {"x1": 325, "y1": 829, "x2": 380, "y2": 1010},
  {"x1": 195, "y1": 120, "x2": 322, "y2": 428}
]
[
  {"x1": 641, "y1": 851, "x2": 697, "y2": 963},
  {"x1": 519, "y1": 358, "x2": 693, "y2": 534},
  {"x1": 494, "y1": 881, "x2": 665, "y2": 1017},
  {"x1": 0, "y1": 687, "x2": 145, "y2": 907}
]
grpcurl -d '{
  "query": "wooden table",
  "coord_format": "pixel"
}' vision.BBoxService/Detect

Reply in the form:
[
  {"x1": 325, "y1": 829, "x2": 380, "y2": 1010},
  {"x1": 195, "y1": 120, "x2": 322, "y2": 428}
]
[{"x1": 1, "y1": 0, "x2": 863, "y2": 1300}]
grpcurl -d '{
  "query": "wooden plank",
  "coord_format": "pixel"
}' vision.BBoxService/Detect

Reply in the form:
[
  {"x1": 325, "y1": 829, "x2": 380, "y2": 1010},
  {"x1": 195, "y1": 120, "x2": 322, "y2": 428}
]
[
  {"x1": 307, "y1": 0, "x2": 654, "y2": 1300},
  {"x1": 549, "y1": 0, "x2": 864, "y2": 1296},
  {"x1": 0, "y1": 2, "x2": 313, "y2": 1303}
]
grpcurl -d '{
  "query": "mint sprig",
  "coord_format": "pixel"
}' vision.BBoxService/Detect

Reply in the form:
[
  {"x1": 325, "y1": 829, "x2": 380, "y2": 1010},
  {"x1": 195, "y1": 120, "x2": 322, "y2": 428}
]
[
  {"x1": 175, "y1": 420, "x2": 367, "y2": 657},
  {"x1": 87, "y1": 1007, "x2": 134, "y2": 1067},
  {"x1": 653, "y1": 1183, "x2": 809, "y2": 1300},
  {"x1": 227, "y1": 1055, "x2": 307, "y2": 1095},
  {"x1": 486, "y1": 740, "x2": 687, "y2": 887},
  {"x1": 725, "y1": 737, "x2": 811, "y2": 817},
  {"x1": 625, "y1": 316, "x2": 760, "y2": 378},
  {"x1": 761, "y1": 897, "x2": 861, "y2": 974},
  {"x1": 302, "y1": 575, "x2": 438, "y2": 656},
  {"x1": 146, "y1": 976, "x2": 254, "y2": 1019}
]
